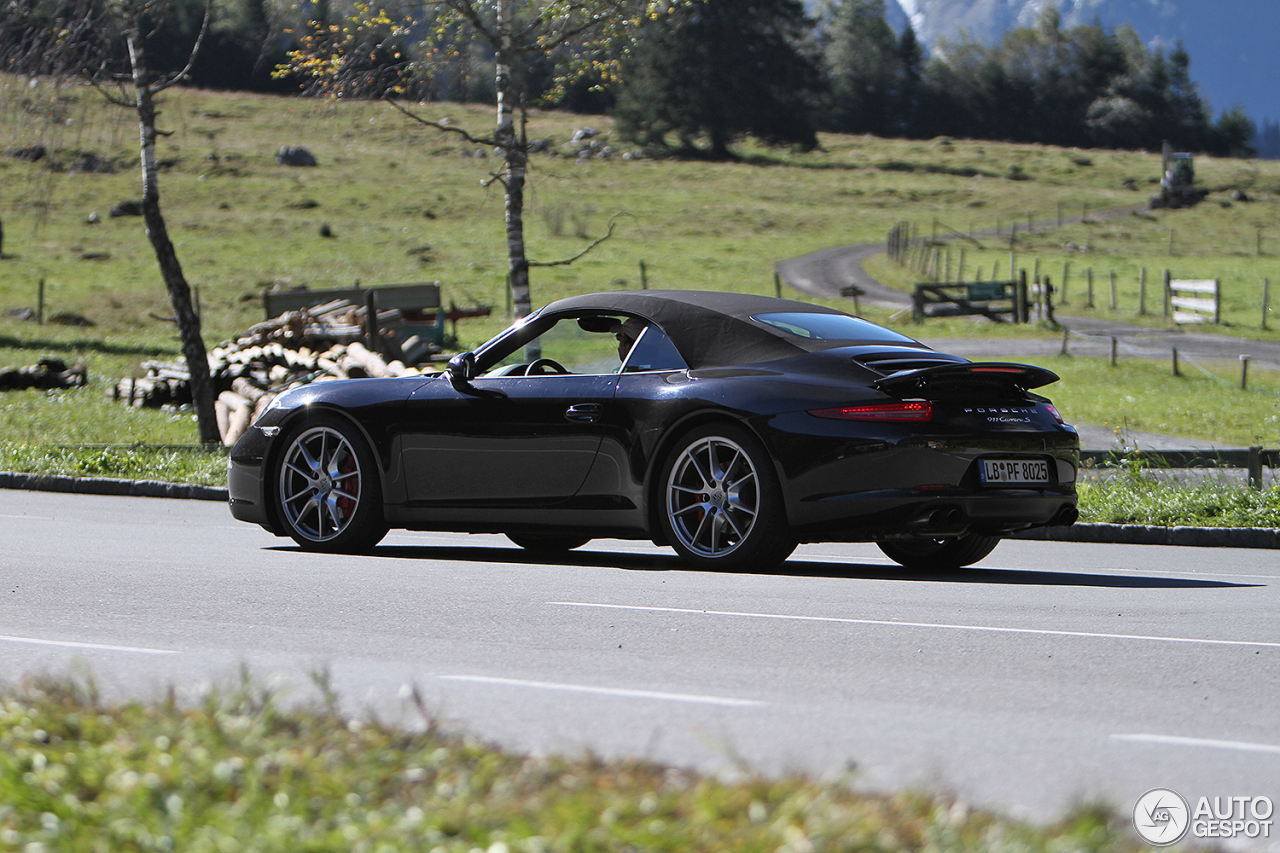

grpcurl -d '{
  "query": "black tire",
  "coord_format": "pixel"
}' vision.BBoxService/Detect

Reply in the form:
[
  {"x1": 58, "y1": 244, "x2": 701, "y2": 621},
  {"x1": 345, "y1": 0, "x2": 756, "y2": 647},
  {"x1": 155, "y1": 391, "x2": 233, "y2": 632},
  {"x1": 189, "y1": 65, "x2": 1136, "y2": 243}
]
[
  {"x1": 506, "y1": 532, "x2": 591, "y2": 553},
  {"x1": 275, "y1": 414, "x2": 388, "y2": 553},
  {"x1": 876, "y1": 533, "x2": 1001, "y2": 569},
  {"x1": 658, "y1": 423, "x2": 796, "y2": 571}
]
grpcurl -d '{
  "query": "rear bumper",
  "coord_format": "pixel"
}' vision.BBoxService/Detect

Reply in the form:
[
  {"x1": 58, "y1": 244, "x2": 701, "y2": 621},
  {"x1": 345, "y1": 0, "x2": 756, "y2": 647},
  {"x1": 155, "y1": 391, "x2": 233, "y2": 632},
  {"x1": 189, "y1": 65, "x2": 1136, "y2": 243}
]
[{"x1": 792, "y1": 488, "x2": 1077, "y2": 542}]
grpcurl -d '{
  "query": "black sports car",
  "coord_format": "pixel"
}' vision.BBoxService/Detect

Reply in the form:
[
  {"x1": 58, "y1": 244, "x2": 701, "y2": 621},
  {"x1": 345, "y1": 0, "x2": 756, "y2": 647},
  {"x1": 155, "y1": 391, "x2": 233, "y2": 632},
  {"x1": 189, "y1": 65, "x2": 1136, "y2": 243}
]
[{"x1": 228, "y1": 290, "x2": 1079, "y2": 569}]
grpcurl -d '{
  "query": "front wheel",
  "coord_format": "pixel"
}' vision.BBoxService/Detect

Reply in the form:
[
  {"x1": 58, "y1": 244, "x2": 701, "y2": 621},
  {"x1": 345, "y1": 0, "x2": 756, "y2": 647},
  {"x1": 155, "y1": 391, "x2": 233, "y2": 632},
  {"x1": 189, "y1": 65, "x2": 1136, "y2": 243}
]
[
  {"x1": 659, "y1": 423, "x2": 795, "y2": 571},
  {"x1": 275, "y1": 414, "x2": 388, "y2": 553},
  {"x1": 876, "y1": 533, "x2": 1001, "y2": 569}
]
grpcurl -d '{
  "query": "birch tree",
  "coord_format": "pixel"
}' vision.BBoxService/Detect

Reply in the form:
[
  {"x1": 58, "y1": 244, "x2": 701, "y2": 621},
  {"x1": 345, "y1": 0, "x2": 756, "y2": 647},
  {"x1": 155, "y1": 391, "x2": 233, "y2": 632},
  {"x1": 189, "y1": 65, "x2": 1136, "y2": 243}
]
[
  {"x1": 282, "y1": 0, "x2": 660, "y2": 321},
  {"x1": 0, "y1": 0, "x2": 222, "y2": 444}
]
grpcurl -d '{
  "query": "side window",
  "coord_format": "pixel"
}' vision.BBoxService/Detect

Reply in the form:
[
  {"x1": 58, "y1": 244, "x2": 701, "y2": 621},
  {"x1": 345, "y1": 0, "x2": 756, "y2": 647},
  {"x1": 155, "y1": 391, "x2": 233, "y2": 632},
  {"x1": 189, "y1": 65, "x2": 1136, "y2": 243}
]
[
  {"x1": 484, "y1": 314, "x2": 626, "y2": 375},
  {"x1": 622, "y1": 325, "x2": 688, "y2": 373}
]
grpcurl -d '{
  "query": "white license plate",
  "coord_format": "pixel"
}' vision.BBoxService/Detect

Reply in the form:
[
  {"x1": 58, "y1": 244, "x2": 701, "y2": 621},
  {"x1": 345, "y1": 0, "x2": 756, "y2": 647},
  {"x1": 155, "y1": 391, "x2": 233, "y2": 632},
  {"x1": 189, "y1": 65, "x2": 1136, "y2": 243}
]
[{"x1": 980, "y1": 459, "x2": 1050, "y2": 485}]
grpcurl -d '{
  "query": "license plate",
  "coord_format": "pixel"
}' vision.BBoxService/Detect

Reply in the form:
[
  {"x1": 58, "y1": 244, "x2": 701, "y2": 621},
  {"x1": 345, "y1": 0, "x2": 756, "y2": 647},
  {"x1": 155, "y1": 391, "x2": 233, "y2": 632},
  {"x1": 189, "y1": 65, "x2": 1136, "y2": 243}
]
[{"x1": 980, "y1": 459, "x2": 1050, "y2": 485}]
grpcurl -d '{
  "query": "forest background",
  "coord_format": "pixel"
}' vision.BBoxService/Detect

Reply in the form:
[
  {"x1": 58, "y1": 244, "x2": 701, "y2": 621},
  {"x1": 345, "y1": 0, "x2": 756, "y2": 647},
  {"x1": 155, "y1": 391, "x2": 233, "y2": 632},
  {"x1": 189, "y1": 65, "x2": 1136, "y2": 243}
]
[{"x1": 4, "y1": 0, "x2": 1257, "y2": 160}]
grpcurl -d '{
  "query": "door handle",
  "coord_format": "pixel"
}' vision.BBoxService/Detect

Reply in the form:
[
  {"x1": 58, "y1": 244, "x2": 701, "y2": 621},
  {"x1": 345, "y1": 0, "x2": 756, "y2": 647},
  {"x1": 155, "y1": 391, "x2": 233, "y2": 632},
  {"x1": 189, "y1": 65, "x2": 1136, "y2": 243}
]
[{"x1": 564, "y1": 403, "x2": 604, "y2": 423}]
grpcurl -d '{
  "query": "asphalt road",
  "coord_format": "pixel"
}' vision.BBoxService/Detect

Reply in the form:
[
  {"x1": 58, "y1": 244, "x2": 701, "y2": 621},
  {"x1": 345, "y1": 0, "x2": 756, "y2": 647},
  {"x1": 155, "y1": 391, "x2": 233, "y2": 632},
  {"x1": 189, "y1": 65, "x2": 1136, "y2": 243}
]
[{"x1": 3, "y1": 491, "x2": 1278, "y2": 836}]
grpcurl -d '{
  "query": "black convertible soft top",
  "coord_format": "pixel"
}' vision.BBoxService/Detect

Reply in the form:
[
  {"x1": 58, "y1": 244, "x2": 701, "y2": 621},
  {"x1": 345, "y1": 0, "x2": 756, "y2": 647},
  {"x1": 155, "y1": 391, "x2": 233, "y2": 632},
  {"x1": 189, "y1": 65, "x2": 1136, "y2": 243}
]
[{"x1": 546, "y1": 290, "x2": 920, "y2": 369}]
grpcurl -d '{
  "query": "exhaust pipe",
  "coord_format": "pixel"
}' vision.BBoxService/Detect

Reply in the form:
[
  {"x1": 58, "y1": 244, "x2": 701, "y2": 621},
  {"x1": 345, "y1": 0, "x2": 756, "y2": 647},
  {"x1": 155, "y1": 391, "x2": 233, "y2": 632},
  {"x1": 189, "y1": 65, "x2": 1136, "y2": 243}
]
[
  {"x1": 906, "y1": 507, "x2": 967, "y2": 531},
  {"x1": 1053, "y1": 505, "x2": 1080, "y2": 527}
]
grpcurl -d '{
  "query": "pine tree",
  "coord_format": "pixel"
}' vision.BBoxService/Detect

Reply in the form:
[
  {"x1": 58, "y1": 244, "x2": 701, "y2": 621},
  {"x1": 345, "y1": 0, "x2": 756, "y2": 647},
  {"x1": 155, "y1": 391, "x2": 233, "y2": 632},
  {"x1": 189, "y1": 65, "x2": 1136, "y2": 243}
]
[{"x1": 615, "y1": 0, "x2": 819, "y2": 158}]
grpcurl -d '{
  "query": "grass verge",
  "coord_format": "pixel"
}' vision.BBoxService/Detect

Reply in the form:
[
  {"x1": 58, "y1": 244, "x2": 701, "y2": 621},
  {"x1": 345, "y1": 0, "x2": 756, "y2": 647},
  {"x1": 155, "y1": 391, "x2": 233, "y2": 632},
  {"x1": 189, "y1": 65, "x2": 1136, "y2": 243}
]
[
  {"x1": 1078, "y1": 466, "x2": 1280, "y2": 527},
  {"x1": 0, "y1": 673, "x2": 1145, "y2": 853},
  {"x1": 0, "y1": 441, "x2": 227, "y2": 487}
]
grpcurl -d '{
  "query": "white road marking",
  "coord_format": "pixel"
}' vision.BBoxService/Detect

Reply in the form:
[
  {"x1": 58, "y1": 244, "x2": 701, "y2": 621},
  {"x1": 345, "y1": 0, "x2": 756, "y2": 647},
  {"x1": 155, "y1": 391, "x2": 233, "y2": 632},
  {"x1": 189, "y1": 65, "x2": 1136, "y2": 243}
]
[
  {"x1": 551, "y1": 602, "x2": 1280, "y2": 649},
  {"x1": 0, "y1": 635, "x2": 178, "y2": 655},
  {"x1": 1112, "y1": 734, "x2": 1280, "y2": 756},
  {"x1": 439, "y1": 675, "x2": 763, "y2": 707},
  {"x1": 0, "y1": 514, "x2": 54, "y2": 520}
]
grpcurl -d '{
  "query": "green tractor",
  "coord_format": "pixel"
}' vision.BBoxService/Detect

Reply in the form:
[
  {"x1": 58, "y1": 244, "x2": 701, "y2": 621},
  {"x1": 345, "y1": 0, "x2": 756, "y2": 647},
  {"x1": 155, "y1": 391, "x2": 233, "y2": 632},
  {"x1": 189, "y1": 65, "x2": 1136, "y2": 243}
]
[{"x1": 1150, "y1": 141, "x2": 1208, "y2": 209}]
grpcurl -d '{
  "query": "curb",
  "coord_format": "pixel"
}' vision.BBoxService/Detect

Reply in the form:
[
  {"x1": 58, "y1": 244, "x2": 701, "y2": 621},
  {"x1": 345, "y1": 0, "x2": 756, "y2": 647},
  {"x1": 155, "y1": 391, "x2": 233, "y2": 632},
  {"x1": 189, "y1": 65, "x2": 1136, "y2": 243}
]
[
  {"x1": 0, "y1": 472, "x2": 228, "y2": 502},
  {"x1": 1012, "y1": 523, "x2": 1280, "y2": 549},
  {"x1": 0, "y1": 474, "x2": 1274, "y2": 547}
]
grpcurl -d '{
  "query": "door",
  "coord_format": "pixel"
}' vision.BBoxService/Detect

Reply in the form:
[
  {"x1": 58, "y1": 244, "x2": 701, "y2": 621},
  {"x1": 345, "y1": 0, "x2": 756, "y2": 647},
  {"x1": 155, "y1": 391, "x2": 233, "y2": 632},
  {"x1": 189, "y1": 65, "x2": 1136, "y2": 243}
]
[{"x1": 401, "y1": 312, "x2": 626, "y2": 506}]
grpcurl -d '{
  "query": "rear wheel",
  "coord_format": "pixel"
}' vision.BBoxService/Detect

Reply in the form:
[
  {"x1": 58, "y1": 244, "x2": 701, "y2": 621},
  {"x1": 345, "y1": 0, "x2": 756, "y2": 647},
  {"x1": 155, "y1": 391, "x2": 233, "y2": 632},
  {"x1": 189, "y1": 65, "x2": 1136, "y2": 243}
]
[
  {"x1": 275, "y1": 415, "x2": 387, "y2": 553},
  {"x1": 506, "y1": 532, "x2": 591, "y2": 553},
  {"x1": 876, "y1": 534, "x2": 1000, "y2": 569},
  {"x1": 659, "y1": 423, "x2": 795, "y2": 571}
]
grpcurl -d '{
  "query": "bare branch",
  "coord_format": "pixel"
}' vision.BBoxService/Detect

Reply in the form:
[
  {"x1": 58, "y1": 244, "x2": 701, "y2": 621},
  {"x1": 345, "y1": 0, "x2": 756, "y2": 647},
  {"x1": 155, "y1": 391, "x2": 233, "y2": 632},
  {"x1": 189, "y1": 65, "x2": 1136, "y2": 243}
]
[
  {"x1": 530, "y1": 214, "x2": 628, "y2": 268},
  {"x1": 89, "y1": 79, "x2": 135, "y2": 109},
  {"x1": 383, "y1": 97, "x2": 498, "y2": 147},
  {"x1": 154, "y1": 0, "x2": 215, "y2": 93}
]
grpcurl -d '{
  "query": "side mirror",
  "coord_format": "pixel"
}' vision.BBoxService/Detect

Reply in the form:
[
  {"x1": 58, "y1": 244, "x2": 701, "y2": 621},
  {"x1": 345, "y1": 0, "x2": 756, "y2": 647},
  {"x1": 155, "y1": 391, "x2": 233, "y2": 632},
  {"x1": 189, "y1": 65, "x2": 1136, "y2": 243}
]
[{"x1": 444, "y1": 351, "x2": 476, "y2": 390}]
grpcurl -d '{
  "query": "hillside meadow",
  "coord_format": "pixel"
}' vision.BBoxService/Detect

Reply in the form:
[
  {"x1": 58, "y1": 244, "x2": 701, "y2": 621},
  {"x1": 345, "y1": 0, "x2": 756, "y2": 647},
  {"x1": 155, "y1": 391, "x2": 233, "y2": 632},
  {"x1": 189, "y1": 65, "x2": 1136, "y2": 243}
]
[{"x1": 1, "y1": 74, "x2": 1279, "y2": 462}]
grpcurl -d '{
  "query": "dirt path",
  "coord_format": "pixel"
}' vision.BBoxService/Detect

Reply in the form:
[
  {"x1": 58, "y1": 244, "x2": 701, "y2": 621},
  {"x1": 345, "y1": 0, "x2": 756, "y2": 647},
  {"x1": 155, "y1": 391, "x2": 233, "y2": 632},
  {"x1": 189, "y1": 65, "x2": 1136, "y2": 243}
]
[{"x1": 775, "y1": 240, "x2": 1280, "y2": 452}]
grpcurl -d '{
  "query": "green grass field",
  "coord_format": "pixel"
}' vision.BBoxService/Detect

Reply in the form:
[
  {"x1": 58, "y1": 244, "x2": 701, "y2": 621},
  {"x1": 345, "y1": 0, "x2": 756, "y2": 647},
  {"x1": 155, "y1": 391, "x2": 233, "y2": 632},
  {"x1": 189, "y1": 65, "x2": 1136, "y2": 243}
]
[{"x1": 1, "y1": 75, "x2": 1278, "y2": 472}]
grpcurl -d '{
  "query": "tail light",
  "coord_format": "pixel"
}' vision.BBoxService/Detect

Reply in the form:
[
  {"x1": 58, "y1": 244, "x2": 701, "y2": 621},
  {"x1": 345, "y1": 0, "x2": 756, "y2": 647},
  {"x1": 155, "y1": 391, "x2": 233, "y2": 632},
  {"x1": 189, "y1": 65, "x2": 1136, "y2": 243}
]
[
  {"x1": 1044, "y1": 403, "x2": 1064, "y2": 424},
  {"x1": 810, "y1": 401, "x2": 933, "y2": 422}
]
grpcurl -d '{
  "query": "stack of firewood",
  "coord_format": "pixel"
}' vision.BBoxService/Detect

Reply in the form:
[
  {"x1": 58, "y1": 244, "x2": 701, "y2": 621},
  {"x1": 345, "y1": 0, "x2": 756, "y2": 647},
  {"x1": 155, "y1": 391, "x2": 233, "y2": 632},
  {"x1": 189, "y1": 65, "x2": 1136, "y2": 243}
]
[{"x1": 112, "y1": 302, "x2": 442, "y2": 445}]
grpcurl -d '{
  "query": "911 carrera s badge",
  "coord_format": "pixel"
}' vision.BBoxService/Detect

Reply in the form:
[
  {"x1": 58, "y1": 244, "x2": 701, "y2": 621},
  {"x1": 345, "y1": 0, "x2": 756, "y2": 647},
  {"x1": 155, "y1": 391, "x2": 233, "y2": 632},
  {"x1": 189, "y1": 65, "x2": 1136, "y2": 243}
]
[{"x1": 966, "y1": 406, "x2": 1034, "y2": 424}]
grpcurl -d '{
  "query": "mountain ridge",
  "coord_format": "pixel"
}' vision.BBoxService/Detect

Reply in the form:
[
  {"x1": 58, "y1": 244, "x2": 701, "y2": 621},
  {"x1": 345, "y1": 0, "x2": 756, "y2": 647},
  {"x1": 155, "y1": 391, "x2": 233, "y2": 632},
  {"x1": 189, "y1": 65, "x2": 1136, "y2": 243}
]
[{"x1": 892, "y1": 0, "x2": 1276, "y2": 125}]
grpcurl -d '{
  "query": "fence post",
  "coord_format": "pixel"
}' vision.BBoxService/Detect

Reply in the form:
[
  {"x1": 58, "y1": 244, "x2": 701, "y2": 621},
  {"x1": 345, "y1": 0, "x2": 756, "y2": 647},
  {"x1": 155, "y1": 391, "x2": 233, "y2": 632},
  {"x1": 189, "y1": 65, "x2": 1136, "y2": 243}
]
[
  {"x1": 959, "y1": 247, "x2": 966, "y2": 282},
  {"x1": 640, "y1": 260, "x2": 648, "y2": 290},
  {"x1": 1264, "y1": 278, "x2": 1271, "y2": 331},
  {"x1": 1044, "y1": 275, "x2": 1055, "y2": 325},
  {"x1": 1138, "y1": 267, "x2": 1147, "y2": 315},
  {"x1": 1213, "y1": 278, "x2": 1221, "y2": 324},
  {"x1": 1061, "y1": 261, "x2": 1070, "y2": 304},
  {"x1": 1109, "y1": 271, "x2": 1117, "y2": 310},
  {"x1": 37, "y1": 278, "x2": 45, "y2": 325},
  {"x1": 1163, "y1": 269, "x2": 1171, "y2": 318},
  {"x1": 1240, "y1": 356, "x2": 1250, "y2": 390},
  {"x1": 1017, "y1": 269, "x2": 1029, "y2": 323},
  {"x1": 364, "y1": 289, "x2": 380, "y2": 353},
  {"x1": 1248, "y1": 446, "x2": 1264, "y2": 490},
  {"x1": 1086, "y1": 269, "x2": 1094, "y2": 308},
  {"x1": 1172, "y1": 345, "x2": 1180, "y2": 377},
  {"x1": 1110, "y1": 336, "x2": 1118, "y2": 367},
  {"x1": 774, "y1": 271, "x2": 781, "y2": 298}
]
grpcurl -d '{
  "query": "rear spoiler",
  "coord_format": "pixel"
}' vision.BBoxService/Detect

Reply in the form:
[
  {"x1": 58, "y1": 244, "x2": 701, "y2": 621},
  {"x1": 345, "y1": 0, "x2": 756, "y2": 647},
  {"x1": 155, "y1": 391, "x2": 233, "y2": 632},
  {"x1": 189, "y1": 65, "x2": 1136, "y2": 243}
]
[{"x1": 873, "y1": 362, "x2": 1060, "y2": 396}]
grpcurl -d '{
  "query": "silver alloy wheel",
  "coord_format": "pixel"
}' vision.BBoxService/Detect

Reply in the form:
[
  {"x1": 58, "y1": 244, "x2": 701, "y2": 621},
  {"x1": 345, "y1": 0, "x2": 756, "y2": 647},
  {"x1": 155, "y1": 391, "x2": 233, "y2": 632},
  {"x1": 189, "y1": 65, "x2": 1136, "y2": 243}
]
[
  {"x1": 278, "y1": 425, "x2": 365, "y2": 543},
  {"x1": 666, "y1": 435, "x2": 760, "y2": 559}
]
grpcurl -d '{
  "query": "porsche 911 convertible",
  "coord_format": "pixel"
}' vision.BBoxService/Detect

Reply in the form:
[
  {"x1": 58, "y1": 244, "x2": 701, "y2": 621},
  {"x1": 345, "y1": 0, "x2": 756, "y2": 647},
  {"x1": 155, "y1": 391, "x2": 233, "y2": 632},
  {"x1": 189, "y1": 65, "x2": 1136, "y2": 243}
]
[{"x1": 228, "y1": 290, "x2": 1079, "y2": 569}]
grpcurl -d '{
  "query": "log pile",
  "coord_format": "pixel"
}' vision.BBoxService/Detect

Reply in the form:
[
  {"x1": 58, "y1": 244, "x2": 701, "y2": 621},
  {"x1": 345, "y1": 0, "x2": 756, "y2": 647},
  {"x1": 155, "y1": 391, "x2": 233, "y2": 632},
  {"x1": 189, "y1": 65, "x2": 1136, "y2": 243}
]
[
  {"x1": 0, "y1": 357, "x2": 88, "y2": 391},
  {"x1": 112, "y1": 301, "x2": 442, "y2": 445}
]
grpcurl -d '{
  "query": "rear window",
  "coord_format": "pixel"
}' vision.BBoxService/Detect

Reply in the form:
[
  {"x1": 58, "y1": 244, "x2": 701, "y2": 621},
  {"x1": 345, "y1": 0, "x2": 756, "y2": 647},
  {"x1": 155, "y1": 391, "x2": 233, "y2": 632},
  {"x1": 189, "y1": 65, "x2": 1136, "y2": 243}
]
[{"x1": 752, "y1": 312, "x2": 917, "y2": 344}]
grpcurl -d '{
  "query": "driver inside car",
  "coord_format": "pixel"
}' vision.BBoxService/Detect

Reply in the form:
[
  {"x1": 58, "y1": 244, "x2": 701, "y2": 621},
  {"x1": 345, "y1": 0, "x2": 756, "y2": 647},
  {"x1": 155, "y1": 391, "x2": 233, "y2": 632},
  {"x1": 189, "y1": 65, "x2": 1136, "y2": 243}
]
[{"x1": 613, "y1": 317, "x2": 647, "y2": 363}]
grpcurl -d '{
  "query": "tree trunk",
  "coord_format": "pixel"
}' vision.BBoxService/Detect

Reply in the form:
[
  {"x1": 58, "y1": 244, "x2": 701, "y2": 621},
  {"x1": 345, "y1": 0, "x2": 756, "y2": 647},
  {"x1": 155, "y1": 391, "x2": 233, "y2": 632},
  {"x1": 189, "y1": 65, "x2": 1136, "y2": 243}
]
[
  {"x1": 494, "y1": 0, "x2": 538, "y2": 359},
  {"x1": 127, "y1": 33, "x2": 220, "y2": 445}
]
